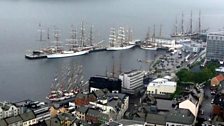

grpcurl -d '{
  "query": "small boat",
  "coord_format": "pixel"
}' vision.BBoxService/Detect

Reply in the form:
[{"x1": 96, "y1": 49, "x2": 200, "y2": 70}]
[{"x1": 25, "y1": 50, "x2": 47, "y2": 59}]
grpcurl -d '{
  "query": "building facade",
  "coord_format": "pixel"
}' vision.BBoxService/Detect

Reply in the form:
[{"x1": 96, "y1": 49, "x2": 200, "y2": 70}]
[
  {"x1": 147, "y1": 78, "x2": 177, "y2": 95},
  {"x1": 119, "y1": 70, "x2": 144, "y2": 90},
  {"x1": 0, "y1": 102, "x2": 21, "y2": 119},
  {"x1": 206, "y1": 32, "x2": 224, "y2": 61}
]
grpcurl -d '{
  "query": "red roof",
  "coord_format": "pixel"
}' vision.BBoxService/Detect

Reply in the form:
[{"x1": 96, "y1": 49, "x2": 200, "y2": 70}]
[{"x1": 215, "y1": 74, "x2": 224, "y2": 82}]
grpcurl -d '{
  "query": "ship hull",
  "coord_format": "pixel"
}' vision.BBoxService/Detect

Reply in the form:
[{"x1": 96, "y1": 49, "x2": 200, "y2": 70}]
[
  {"x1": 47, "y1": 50, "x2": 89, "y2": 59},
  {"x1": 106, "y1": 45, "x2": 135, "y2": 51},
  {"x1": 140, "y1": 46, "x2": 157, "y2": 51}
]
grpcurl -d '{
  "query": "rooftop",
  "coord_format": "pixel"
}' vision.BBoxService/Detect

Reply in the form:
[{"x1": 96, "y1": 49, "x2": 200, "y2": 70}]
[
  {"x1": 5, "y1": 115, "x2": 23, "y2": 124},
  {"x1": 76, "y1": 106, "x2": 88, "y2": 113},
  {"x1": 0, "y1": 119, "x2": 7, "y2": 126},
  {"x1": 166, "y1": 108, "x2": 195, "y2": 125},
  {"x1": 20, "y1": 111, "x2": 36, "y2": 122},
  {"x1": 148, "y1": 78, "x2": 176, "y2": 87},
  {"x1": 156, "y1": 99, "x2": 173, "y2": 111},
  {"x1": 118, "y1": 119, "x2": 144, "y2": 126},
  {"x1": 145, "y1": 113, "x2": 166, "y2": 125},
  {"x1": 208, "y1": 31, "x2": 224, "y2": 36}
]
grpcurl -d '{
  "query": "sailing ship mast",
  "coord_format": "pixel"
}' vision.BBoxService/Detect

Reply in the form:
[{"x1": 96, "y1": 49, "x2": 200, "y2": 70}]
[
  {"x1": 89, "y1": 25, "x2": 93, "y2": 46},
  {"x1": 80, "y1": 21, "x2": 85, "y2": 47},
  {"x1": 152, "y1": 24, "x2": 156, "y2": 45},
  {"x1": 53, "y1": 27, "x2": 61, "y2": 52},
  {"x1": 118, "y1": 27, "x2": 125, "y2": 46},
  {"x1": 159, "y1": 24, "x2": 162, "y2": 37},
  {"x1": 198, "y1": 10, "x2": 201, "y2": 33},
  {"x1": 181, "y1": 12, "x2": 184, "y2": 35},
  {"x1": 38, "y1": 23, "x2": 44, "y2": 41},
  {"x1": 190, "y1": 11, "x2": 193, "y2": 34},
  {"x1": 109, "y1": 27, "x2": 116, "y2": 47},
  {"x1": 127, "y1": 28, "x2": 131, "y2": 43},
  {"x1": 47, "y1": 27, "x2": 50, "y2": 40},
  {"x1": 175, "y1": 16, "x2": 178, "y2": 35}
]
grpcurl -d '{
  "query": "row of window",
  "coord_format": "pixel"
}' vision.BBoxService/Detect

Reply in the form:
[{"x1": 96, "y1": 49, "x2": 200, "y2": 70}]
[{"x1": 208, "y1": 36, "x2": 224, "y2": 41}]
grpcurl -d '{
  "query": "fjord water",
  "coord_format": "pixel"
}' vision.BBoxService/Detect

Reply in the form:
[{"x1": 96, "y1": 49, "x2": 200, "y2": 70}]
[{"x1": 0, "y1": 0, "x2": 224, "y2": 101}]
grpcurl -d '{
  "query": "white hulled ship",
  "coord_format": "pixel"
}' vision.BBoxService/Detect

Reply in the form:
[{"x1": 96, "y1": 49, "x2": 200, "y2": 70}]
[
  {"x1": 47, "y1": 22, "x2": 91, "y2": 59},
  {"x1": 140, "y1": 25, "x2": 158, "y2": 50},
  {"x1": 107, "y1": 27, "x2": 135, "y2": 51}
]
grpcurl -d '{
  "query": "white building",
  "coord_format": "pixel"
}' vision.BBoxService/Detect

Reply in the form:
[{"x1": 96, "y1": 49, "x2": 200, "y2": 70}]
[
  {"x1": 0, "y1": 102, "x2": 21, "y2": 119},
  {"x1": 147, "y1": 78, "x2": 177, "y2": 95},
  {"x1": 155, "y1": 37, "x2": 183, "y2": 49},
  {"x1": 119, "y1": 70, "x2": 144, "y2": 90},
  {"x1": 182, "y1": 42, "x2": 201, "y2": 53}
]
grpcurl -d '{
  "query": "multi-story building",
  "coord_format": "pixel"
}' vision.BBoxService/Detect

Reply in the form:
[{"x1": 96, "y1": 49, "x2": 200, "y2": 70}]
[
  {"x1": 119, "y1": 70, "x2": 144, "y2": 90},
  {"x1": 206, "y1": 32, "x2": 224, "y2": 61},
  {"x1": 89, "y1": 76, "x2": 122, "y2": 93},
  {"x1": 0, "y1": 102, "x2": 21, "y2": 119},
  {"x1": 147, "y1": 78, "x2": 177, "y2": 95}
]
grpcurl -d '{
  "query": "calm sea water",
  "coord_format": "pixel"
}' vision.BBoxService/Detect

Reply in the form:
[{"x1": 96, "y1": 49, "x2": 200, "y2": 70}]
[{"x1": 0, "y1": 0, "x2": 224, "y2": 101}]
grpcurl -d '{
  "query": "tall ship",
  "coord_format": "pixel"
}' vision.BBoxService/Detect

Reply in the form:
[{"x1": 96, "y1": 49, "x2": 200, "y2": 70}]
[
  {"x1": 46, "y1": 65, "x2": 87, "y2": 102},
  {"x1": 140, "y1": 25, "x2": 158, "y2": 50},
  {"x1": 47, "y1": 22, "x2": 91, "y2": 59},
  {"x1": 107, "y1": 27, "x2": 135, "y2": 51},
  {"x1": 171, "y1": 11, "x2": 208, "y2": 38}
]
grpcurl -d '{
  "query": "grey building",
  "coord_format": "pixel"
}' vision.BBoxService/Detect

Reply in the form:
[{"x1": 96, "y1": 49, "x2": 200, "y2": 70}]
[{"x1": 206, "y1": 32, "x2": 224, "y2": 61}]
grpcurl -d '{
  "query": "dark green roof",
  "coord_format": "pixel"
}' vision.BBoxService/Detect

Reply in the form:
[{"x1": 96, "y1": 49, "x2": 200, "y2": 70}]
[
  {"x1": 145, "y1": 113, "x2": 166, "y2": 125},
  {"x1": 45, "y1": 117, "x2": 61, "y2": 126},
  {"x1": 5, "y1": 115, "x2": 22, "y2": 124},
  {"x1": 58, "y1": 113, "x2": 76, "y2": 122},
  {"x1": 0, "y1": 119, "x2": 7, "y2": 126},
  {"x1": 76, "y1": 106, "x2": 88, "y2": 113},
  {"x1": 20, "y1": 111, "x2": 36, "y2": 122},
  {"x1": 166, "y1": 108, "x2": 195, "y2": 125}
]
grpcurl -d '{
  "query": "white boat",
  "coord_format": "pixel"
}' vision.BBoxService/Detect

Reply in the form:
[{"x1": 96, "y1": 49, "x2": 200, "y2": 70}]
[
  {"x1": 141, "y1": 26, "x2": 157, "y2": 51},
  {"x1": 140, "y1": 45, "x2": 157, "y2": 51},
  {"x1": 106, "y1": 45, "x2": 135, "y2": 51},
  {"x1": 47, "y1": 50, "x2": 89, "y2": 59}
]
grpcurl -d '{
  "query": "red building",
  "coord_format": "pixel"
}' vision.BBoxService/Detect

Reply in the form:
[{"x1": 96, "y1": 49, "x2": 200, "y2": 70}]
[{"x1": 74, "y1": 93, "x2": 96, "y2": 107}]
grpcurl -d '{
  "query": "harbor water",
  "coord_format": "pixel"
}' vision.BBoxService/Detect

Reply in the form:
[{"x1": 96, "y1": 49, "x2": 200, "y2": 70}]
[{"x1": 0, "y1": 0, "x2": 224, "y2": 101}]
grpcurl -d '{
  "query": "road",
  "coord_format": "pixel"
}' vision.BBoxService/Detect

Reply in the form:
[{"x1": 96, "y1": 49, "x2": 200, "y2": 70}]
[{"x1": 198, "y1": 84, "x2": 213, "y2": 121}]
